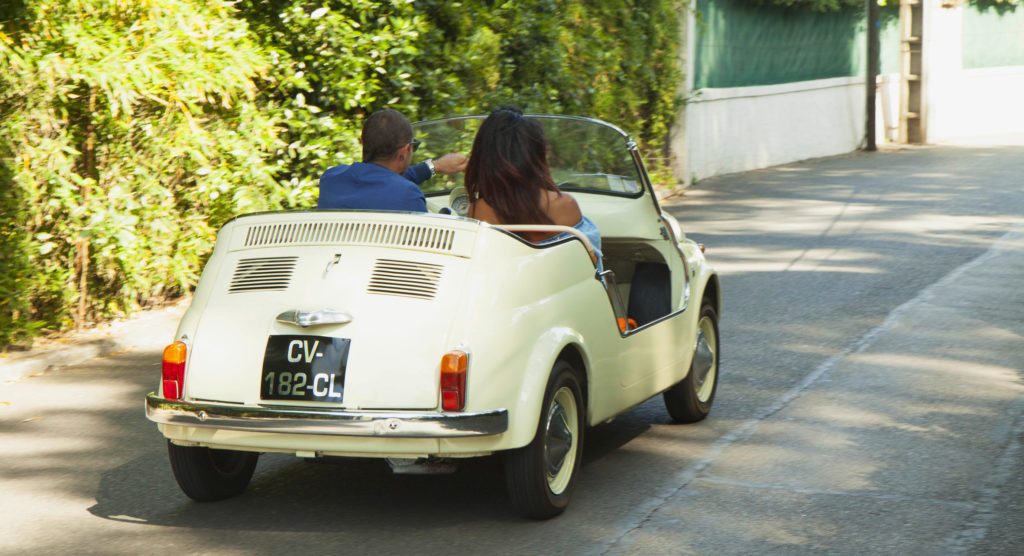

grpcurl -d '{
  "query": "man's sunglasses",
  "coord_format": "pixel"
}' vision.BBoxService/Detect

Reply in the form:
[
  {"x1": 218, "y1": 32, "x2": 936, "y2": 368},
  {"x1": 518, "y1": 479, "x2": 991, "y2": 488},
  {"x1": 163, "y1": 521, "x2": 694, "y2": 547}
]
[{"x1": 409, "y1": 139, "x2": 421, "y2": 152}]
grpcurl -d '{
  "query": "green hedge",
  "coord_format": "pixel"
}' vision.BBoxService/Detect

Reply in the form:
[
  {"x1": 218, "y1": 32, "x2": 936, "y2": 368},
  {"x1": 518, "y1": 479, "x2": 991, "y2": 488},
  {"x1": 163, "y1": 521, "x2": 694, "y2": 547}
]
[
  {"x1": 0, "y1": 0, "x2": 683, "y2": 348},
  {"x1": 0, "y1": 0, "x2": 287, "y2": 347}
]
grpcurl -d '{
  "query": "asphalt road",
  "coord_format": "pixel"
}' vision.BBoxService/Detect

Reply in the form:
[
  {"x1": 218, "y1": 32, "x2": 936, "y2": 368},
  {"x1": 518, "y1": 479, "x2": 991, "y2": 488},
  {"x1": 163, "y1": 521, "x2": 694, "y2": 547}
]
[{"x1": 2, "y1": 142, "x2": 1023, "y2": 555}]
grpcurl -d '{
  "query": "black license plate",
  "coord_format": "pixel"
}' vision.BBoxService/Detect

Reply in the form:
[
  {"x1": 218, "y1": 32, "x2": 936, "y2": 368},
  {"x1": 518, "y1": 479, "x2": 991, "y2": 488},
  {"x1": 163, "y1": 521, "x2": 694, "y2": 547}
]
[{"x1": 261, "y1": 335, "x2": 350, "y2": 402}]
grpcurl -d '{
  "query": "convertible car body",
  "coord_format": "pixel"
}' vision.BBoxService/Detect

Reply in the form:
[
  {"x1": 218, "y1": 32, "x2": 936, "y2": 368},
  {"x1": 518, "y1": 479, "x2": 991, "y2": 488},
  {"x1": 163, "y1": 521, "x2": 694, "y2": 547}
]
[{"x1": 146, "y1": 115, "x2": 721, "y2": 519}]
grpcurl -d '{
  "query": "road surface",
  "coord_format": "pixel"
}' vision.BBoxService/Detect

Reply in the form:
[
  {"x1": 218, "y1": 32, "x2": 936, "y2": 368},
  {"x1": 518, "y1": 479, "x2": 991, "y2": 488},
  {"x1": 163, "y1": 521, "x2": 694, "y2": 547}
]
[{"x1": 2, "y1": 142, "x2": 1022, "y2": 554}]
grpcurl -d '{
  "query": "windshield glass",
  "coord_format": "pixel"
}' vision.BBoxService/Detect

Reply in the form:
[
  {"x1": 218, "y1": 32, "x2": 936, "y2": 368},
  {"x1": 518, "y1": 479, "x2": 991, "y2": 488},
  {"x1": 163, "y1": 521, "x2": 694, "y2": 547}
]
[{"x1": 412, "y1": 115, "x2": 644, "y2": 197}]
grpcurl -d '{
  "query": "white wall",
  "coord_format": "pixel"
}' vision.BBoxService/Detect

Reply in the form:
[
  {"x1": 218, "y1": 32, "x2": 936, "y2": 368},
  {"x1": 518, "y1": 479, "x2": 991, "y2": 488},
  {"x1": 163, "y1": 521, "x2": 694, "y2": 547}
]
[
  {"x1": 928, "y1": 66, "x2": 1024, "y2": 144},
  {"x1": 673, "y1": 0, "x2": 1024, "y2": 183},
  {"x1": 925, "y1": 2, "x2": 1024, "y2": 144},
  {"x1": 862, "y1": 68, "x2": 1024, "y2": 148},
  {"x1": 677, "y1": 77, "x2": 867, "y2": 182}
]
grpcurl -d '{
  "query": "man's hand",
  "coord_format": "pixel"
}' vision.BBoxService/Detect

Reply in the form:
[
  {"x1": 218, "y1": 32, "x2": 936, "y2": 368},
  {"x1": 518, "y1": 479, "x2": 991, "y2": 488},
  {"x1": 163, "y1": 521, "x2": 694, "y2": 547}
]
[{"x1": 433, "y1": 153, "x2": 468, "y2": 175}]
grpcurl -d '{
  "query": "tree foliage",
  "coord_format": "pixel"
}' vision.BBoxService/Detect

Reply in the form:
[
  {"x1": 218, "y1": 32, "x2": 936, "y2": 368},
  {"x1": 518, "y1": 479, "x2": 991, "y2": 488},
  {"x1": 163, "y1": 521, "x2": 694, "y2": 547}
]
[
  {"x1": 0, "y1": 0, "x2": 286, "y2": 346},
  {"x1": 235, "y1": 0, "x2": 426, "y2": 208},
  {"x1": 235, "y1": 0, "x2": 683, "y2": 198},
  {"x1": 0, "y1": 0, "x2": 683, "y2": 349}
]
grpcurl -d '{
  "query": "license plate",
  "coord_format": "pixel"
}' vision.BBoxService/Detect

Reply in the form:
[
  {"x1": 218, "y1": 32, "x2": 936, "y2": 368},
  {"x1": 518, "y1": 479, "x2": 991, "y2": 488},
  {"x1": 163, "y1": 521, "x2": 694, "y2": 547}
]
[{"x1": 261, "y1": 335, "x2": 350, "y2": 402}]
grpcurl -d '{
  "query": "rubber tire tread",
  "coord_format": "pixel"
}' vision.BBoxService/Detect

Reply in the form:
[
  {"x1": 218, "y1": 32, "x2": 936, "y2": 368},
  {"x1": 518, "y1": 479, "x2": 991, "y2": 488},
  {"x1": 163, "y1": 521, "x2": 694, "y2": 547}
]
[
  {"x1": 167, "y1": 441, "x2": 259, "y2": 502},
  {"x1": 504, "y1": 361, "x2": 584, "y2": 520},
  {"x1": 664, "y1": 302, "x2": 719, "y2": 423}
]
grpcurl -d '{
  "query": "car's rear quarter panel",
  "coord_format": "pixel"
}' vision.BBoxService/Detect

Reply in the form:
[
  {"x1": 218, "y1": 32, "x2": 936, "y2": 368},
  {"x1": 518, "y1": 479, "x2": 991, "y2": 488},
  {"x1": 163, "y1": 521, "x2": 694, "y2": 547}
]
[{"x1": 445, "y1": 227, "x2": 618, "y2": 448}]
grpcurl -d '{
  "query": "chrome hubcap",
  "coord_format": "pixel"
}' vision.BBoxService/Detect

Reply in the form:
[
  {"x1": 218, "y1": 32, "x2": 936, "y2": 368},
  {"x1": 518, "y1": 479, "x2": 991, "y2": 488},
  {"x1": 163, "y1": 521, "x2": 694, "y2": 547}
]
[
  {"x1": 545, "y1": 402, "x2": 572, "y2": 475},
  {"x1": 693, "y1": 316, "x2": 718, "y2": 403},
  {"x1": 692, "y1": 332, "x2": 714, "y2": 390},
  {"x1": 543, "y1": 386, "x2": 578, "y2": 494}
]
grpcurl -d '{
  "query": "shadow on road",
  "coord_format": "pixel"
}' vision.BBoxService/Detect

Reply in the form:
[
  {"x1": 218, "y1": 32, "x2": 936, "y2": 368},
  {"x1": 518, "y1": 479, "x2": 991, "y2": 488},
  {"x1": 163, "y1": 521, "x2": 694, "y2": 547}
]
[{"x1": 86, "y1": 411, "x2": 658, "y2": 532}]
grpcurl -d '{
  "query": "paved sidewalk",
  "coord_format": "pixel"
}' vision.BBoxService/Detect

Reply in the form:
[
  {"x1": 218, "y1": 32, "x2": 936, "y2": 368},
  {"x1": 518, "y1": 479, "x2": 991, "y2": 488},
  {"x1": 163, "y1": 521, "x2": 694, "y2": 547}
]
[
  {"x1": 605, "y1": 219, "x2": 1024, "y2": 553},
  {"x1": 0, "y1": 300, "x2": 188, "y2": 382}
]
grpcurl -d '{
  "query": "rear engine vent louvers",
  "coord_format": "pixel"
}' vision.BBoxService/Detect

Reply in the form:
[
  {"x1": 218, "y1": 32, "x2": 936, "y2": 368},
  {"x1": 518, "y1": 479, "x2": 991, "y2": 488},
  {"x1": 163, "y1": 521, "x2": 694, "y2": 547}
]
[
  {"x1": 229, "y1": 256, "x2": 298, "y2": 293},
  {"x1": 243, "y1": 221, "x2": 456, "y2": 254},
  {"x1": 367, "y1": 259, "x2": 443, "y2": 300}
]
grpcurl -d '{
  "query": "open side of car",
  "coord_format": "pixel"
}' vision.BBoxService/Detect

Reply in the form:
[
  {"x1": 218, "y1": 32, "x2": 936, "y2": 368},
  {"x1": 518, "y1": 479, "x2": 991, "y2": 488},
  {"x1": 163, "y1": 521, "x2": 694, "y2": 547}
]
[{"x1": 145, "y1": 114, "x2": 721, "y2": 519}]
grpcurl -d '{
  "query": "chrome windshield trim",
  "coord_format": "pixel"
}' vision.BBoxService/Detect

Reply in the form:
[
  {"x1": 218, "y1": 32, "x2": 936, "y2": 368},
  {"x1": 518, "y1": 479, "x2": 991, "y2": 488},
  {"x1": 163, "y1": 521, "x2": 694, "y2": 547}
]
[
  {"x1": 145, "y1": 394, "x2": 508, "y2": 438},
  {"x1": 412, "y1": 114, "x2": 631, "y2": 141}
]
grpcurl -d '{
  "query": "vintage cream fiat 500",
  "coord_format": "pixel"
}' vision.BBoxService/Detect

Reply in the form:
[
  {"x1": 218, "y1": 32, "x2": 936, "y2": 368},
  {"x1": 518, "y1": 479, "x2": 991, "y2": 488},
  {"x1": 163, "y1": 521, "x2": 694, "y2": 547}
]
[{"x1": 146, "y1": 115, "x2": 721, "y2": 519}]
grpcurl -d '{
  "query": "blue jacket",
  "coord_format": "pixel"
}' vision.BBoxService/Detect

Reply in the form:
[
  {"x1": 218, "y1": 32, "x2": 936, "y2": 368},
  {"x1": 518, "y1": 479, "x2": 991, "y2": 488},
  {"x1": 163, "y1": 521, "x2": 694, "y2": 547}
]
[{"x1": 317, "y1": 162, "x2": 432, "y2": 212}]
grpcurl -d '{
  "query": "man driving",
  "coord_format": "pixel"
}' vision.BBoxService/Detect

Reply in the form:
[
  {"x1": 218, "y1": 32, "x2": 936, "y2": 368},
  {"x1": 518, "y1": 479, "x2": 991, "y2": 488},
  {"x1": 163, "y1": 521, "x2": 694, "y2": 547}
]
[{"x1": 318, "y1": 109, "x2": 467, "y2": 211}]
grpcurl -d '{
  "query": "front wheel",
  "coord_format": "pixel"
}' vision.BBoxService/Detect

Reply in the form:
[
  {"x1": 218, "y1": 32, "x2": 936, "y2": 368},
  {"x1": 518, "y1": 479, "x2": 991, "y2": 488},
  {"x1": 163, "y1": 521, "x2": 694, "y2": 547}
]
[
  {"x1": 167, "y1": 441, "x2": 259, "y2": 502},
  {"x1": 664, "y1": 302, "x2": 719, "y2": 423},
  {"x1": 505, "y1": 361, "x2": 585, "y2": 519}
]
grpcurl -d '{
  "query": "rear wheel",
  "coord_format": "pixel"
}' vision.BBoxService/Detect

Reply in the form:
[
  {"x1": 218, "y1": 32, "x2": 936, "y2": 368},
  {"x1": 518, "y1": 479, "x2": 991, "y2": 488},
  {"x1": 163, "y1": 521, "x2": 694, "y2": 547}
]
[
  {"x1": 505, "y1": 361, "x2": 584, "y2": 519},
  {"x1": 167, "y1": 441, "x2": 259, "y2": 502},
  {"x1": 664, "y1": 302, "x2": 719, "y2": 423}
]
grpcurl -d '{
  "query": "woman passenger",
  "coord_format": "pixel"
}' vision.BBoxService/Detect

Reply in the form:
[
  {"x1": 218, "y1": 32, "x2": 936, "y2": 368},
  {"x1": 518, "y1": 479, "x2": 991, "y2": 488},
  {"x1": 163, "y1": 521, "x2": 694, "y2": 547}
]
[{"x1": 465, "y1": 107, "x2": 603, "y2": 269}]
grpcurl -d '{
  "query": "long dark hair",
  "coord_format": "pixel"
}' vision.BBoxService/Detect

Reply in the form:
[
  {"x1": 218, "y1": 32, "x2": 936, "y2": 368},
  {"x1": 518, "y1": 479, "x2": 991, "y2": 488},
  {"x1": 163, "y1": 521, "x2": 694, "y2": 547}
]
[{"x1": 464, "y1": 107, "x2": 559, "y2": 224}]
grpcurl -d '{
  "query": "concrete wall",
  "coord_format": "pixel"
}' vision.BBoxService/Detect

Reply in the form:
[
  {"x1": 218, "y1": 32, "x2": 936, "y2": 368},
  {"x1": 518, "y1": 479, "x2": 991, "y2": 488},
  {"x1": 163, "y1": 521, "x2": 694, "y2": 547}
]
[
  {"x1": 673, "y1": 0, "x2": 1024, "y2": 183},
  {"x1": 679, "y1": 77, "x2": 867, "y2": 181},
  {"x1": 926, "y1": 3, "x2": 1024, "y2": 144},
  {"x1": 927, "y1": 65, "x2": 1024, "y2": 144},
  {"x1": 672, "y1": 0, "x2": 876, "y2": 183}
]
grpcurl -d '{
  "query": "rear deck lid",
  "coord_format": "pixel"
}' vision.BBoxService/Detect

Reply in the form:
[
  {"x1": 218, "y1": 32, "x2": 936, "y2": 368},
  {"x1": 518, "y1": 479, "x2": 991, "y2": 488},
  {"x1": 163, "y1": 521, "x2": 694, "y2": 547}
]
[{"x1": 183, "y1": 212, "x2": 477, "y2": 409}]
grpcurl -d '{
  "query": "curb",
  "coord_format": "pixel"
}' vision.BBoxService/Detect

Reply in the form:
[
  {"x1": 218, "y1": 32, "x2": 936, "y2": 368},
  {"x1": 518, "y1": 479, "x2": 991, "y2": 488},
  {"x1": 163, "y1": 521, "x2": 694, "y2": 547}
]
[
  {"x1": 0, "y1": 300, "x2": 188, "y2": 383},
  {"x1": 655, "y1": 184, "x2": 689, "y2": 203}
]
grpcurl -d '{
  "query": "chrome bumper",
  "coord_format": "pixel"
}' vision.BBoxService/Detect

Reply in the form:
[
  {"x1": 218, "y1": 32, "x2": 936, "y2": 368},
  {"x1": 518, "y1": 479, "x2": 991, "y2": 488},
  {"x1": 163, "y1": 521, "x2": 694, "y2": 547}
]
[{"x1": 145, "y1": 393, "x2": 508, "y2": 438}]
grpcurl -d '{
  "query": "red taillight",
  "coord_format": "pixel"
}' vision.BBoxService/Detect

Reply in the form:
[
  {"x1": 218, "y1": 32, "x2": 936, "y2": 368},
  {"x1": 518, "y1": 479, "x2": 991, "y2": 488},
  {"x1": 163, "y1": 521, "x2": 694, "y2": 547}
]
[
  {"x1": 440, "y1": 351, "x2": 467, "y2": 411},
  {"x1": 162, "y1": 341, "x2": 187, "y2": 400}
]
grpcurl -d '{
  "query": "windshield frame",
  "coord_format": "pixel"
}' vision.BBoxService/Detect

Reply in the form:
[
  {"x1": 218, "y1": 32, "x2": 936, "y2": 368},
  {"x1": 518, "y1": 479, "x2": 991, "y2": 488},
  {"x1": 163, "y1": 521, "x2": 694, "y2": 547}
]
[{"x1": 411, "y1": 114, "x2": 654, "y2": 202}]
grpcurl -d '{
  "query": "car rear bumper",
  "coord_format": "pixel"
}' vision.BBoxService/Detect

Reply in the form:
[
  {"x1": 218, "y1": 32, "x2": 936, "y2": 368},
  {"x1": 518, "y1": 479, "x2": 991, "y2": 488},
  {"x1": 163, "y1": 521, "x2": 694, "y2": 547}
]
[{"x1": 145, "y1": 393, "x2": 508, "y2": 438}]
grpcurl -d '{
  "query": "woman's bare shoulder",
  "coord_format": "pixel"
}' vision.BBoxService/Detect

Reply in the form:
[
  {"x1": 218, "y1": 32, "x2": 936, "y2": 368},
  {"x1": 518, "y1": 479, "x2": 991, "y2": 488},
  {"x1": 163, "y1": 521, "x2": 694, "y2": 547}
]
[
  {"x1": 469, "y1": 199, "x2": 501, "y2": 224},
  {"x1": 544, "y1": 190, "x2": 582, "y2": 226}
]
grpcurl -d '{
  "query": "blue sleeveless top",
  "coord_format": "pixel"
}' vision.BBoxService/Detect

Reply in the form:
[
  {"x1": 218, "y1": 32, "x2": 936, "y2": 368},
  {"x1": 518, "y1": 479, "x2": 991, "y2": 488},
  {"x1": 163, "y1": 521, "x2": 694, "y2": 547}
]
[{"x1": 530, "y1": 216, "x2": 603, "y2": 272}]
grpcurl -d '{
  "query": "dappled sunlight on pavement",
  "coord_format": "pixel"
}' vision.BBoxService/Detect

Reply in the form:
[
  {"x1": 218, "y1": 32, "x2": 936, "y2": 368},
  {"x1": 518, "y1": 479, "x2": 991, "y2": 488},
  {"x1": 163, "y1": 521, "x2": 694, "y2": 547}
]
[{"x1": 607, "y1": 218, "x2": 1024, "y2": 553}]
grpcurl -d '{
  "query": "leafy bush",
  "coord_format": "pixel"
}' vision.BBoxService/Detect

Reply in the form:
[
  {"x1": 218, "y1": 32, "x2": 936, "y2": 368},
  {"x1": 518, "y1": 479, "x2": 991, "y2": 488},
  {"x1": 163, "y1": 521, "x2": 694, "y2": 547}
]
[
  {"x1": 0, "y1": 0, "x2": 286, "y2": 346},
  {"x1": 238, "y1": 0, "x2": 683, "y2": 194},
  {"x1": 0, "y1": 0, "x2": 683, "y2": 349}
]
